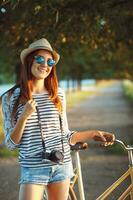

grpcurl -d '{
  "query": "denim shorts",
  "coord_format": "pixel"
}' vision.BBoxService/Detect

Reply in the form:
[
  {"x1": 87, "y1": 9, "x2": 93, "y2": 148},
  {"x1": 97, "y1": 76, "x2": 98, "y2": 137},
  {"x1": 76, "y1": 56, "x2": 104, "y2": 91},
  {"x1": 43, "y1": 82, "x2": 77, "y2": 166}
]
[{"x1": 18, "y1": 162, "x2": 74, "y2": 185}]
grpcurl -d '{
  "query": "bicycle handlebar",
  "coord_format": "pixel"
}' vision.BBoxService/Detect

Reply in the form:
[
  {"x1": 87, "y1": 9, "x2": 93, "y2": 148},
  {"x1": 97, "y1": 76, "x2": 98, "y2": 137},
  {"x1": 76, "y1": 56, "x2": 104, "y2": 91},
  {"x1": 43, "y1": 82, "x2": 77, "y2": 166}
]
[
  {"x1": 70, "y1": 142, "x2": 88, "y2": 151},
  {"x1": 115, "y1": 139, "x2": 133, "y2": 150},
  {"x1": 70, "y1": 139, "x2": 133, "y2": 151}
]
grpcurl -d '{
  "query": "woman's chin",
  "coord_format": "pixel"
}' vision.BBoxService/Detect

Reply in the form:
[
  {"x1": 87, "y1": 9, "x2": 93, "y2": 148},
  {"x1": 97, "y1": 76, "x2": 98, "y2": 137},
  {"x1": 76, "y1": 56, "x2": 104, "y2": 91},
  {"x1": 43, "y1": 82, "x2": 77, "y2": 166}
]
[
  {"x1": 33, "y1": 74, "x2": 48, "y2": 80},
  {"x1": 32, "y1": 70, "x2": 50, "y2": 79}
]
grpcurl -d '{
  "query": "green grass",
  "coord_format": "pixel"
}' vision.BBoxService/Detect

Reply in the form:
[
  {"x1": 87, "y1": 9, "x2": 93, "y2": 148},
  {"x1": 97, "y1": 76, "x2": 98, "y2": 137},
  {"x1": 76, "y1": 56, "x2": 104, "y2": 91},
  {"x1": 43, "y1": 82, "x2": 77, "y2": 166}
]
[
  {"x1": 66, "y1": 80, "x2": 117, "y2": 109},
  {"x1": 66, "y1": 90, "x2": 95, "y2": 109},
  {"x1": 123, "y1": 80, "x2": 133, "y2": 101},
  {"x1": 0, "y1": 107, "x2": 4, "y2": 144},
  {"x1": 95, "y1": 79, "x2": 117, "y2": 88},
  {"x1": 105, "y1": 138, "x2": 133, "y2": 155},
  {"x1": 0, "y1": 106, "x2": 19, "y2": 157},
  {"x1": 0, "y1": 147, "x2": 18, "y2": 157},
  {"x1": 0, "y1": 109, "x2": 19, "y2": 157},
  {"x1": 105, "y1": 143, "x2": 127, "y2": 155}
]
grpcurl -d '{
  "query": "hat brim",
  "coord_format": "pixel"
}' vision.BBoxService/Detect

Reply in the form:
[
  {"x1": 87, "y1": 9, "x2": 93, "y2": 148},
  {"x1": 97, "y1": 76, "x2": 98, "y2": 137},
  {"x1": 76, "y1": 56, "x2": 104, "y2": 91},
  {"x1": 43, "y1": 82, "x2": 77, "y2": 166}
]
[{"x1": 20, "y1": 47, "x2": 60, "y2": 65}]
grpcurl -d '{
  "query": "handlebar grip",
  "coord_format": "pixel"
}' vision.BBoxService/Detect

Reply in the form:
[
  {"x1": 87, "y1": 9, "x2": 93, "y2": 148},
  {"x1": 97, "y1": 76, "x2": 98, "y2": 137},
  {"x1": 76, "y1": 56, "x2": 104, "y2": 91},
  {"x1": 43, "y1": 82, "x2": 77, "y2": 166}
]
[{"x1": 70, "y1": 142, "x2": 88, "y2": 151}]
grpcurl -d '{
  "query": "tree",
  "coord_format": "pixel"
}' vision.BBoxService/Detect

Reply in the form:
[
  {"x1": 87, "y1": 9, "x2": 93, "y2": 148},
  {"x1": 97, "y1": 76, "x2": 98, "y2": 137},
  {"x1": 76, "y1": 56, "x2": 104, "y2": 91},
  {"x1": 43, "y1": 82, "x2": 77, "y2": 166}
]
[{"x1": 0, "y1": 0, "x2": 133, "y2": 82}]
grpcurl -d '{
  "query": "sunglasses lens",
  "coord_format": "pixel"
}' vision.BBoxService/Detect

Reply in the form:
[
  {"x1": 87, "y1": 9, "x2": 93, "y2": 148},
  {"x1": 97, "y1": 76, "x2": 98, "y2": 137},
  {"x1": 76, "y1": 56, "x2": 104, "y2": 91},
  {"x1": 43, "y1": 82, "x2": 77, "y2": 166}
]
[
  {"x1": 35, "y1": 56, "x2": 45, "y2": 64},
  {"x1": 34, "y1": 56, "x2": 55, "y2": 67},
  {"x1": 47, "y1": 59, "x2": 55, "y2": 67}
]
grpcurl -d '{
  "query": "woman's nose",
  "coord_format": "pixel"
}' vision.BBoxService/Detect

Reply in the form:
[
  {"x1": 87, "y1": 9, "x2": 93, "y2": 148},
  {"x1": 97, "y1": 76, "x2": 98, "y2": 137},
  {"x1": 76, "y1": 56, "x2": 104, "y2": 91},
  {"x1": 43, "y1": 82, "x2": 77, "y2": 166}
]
[{"x1": 41, "y1": 62, "x2": 48, "y2": 67}]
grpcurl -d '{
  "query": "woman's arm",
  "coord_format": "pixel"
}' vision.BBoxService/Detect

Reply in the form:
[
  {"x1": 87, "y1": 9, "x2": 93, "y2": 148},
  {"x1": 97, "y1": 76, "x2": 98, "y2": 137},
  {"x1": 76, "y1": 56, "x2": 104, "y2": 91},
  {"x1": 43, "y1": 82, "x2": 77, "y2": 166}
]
[
  {"x1": 9, "y1": 114, "x2": 28, "y2": 145},
  {"x1": 62, "y1": 89, "x2": 115, "y2": 146},
  {"x1": 69, "y1": 130, "x2": 115, "y2": 146},
  {"x1": 2, "y1": 94, "x2": 37, "y2": 149},
  {"x1": 9, "y1": 99, "x2": 37, "y2": 145}
]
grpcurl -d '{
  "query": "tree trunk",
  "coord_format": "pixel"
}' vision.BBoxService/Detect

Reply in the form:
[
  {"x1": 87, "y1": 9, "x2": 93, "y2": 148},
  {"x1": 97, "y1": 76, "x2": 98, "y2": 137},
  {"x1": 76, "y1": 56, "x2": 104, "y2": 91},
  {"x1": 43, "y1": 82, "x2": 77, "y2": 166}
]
[{"x1": 77, "y1": 79, "x2": 82, "y2": 91}]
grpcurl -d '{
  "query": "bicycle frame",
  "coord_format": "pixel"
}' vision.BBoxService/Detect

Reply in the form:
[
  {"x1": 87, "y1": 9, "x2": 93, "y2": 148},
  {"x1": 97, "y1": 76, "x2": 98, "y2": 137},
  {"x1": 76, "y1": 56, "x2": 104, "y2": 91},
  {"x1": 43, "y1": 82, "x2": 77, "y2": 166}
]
[
  {"x1": 74, "y1": 151, "x2": 85, "y2": 200},
  {"x1": 70, "y1": 142, "x2": 88, "y2": 200},
  {"x1": 96, "y1": 139, "x2": 133, "y2": 200}
]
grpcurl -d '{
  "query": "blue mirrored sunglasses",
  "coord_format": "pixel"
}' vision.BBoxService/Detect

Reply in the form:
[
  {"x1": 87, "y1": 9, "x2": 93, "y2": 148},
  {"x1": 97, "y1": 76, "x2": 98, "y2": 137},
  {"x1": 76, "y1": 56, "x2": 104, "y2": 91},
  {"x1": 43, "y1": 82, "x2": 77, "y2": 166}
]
[{"x1": 34, "y1": 55, "x2": 56, "y2": 67}]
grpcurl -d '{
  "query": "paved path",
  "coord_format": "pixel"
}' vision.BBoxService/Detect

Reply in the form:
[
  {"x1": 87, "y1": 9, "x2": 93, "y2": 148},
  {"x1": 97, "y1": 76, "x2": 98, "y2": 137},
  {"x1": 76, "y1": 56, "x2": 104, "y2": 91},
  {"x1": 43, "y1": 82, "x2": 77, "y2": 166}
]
[
  {"x1": 0, "y1": 81, "x2": 133, "y2": 200},
  {"x1": 67, "y1": 81, "x2": 133, "y2": 199}
]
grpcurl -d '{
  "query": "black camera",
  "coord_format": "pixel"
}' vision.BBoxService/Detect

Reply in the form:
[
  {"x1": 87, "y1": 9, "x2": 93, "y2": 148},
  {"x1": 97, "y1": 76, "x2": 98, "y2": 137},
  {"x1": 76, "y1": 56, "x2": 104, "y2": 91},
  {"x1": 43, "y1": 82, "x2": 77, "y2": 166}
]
[{"x1": 42, "y1": 150, "x2": 64, "y2": 164}]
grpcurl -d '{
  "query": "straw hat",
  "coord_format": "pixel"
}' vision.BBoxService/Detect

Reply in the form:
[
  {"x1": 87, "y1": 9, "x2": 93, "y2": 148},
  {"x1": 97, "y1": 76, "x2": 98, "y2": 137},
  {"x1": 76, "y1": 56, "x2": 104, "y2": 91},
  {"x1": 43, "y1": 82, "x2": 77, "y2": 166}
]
[{"x1": 20, "y1": 38, "x2": 60, "y2": 65}]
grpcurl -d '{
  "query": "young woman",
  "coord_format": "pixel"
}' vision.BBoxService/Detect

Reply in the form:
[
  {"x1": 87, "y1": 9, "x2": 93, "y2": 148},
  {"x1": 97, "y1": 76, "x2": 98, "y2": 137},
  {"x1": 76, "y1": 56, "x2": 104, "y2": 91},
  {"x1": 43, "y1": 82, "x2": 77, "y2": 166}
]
[{"x1": 2, "y1": 38, "x2": 115, "y2": 200}]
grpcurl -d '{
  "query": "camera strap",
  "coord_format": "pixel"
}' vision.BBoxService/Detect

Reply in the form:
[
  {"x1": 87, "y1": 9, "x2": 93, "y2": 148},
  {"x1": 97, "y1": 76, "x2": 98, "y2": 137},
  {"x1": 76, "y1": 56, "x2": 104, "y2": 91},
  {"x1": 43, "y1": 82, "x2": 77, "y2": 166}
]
[
  {"x1": 59, "y1": 114, "x2": 65, "y2": 154},
  {"x1": 36, "y1": 106, "x2": 45, "y2": 149},
  {"x1": 36, "y1": 106, "x2": 64, "y2": 154}
]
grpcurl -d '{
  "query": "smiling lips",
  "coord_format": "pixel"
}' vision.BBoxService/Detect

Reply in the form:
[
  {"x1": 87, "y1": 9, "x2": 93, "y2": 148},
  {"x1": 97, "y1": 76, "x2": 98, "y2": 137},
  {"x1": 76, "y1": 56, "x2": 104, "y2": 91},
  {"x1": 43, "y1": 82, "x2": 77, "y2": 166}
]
[{"x1": 38, "y1": 66, "x2": 48, "y2": 73}]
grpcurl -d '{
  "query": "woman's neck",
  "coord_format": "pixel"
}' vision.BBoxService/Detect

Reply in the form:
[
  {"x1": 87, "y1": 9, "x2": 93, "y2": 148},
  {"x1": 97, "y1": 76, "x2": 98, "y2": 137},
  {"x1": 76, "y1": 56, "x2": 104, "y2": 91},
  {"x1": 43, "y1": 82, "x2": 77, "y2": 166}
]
[{"x1": 32, "y1": 79, "x2": 47, "y2": 94}]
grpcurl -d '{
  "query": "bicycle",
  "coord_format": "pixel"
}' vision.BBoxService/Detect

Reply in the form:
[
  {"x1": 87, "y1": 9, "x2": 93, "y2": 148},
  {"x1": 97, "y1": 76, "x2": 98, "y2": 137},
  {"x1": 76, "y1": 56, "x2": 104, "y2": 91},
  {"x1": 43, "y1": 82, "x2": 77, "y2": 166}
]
[
  {"x1": 43, "y1": 139, "x2": 133, "y2": 200},
  {"x1": 69, "y1": 139, "x2": 133, "y2": 200}
]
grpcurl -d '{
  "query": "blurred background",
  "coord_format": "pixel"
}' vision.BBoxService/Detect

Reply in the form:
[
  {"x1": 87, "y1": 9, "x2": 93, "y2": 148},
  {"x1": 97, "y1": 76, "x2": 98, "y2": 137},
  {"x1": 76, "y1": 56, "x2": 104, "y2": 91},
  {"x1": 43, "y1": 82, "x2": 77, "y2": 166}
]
[{"x1": 0, "y1": 0, "x2": 133, "y2": 199}]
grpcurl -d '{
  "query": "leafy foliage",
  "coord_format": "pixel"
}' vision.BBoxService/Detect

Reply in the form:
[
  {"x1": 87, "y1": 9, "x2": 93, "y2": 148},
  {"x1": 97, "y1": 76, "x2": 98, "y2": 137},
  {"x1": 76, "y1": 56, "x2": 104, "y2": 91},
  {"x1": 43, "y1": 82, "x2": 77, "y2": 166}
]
[{"x1": 0, "y1": 0, "x2": 133, "y2": 82}]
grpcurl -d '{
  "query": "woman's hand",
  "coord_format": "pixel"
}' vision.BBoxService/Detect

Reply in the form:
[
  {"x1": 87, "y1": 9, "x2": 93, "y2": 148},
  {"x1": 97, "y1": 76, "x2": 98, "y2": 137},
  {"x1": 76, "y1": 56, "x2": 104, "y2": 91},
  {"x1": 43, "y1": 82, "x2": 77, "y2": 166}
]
[
  {"x1": 21, "y1": 99, "x2": 37, "y2": 120},
  {"x1": 93, "y1": 131, "x2": 115, "y2": 146}
]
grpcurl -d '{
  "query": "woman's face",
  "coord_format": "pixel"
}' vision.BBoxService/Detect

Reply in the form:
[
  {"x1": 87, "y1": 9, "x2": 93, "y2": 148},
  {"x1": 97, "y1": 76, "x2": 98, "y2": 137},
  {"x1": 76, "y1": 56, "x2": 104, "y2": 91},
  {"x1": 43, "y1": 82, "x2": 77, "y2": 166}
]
[{"x1": 31, "y1": 50, "x2": 54, "y2": 80}]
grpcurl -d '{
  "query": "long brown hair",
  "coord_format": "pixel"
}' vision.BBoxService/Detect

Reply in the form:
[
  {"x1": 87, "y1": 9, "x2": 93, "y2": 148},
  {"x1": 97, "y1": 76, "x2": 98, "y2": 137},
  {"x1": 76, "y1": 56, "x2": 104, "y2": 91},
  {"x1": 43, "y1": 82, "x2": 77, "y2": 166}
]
[{"x1": 6, "y1": 50, "x2": 62, "y2": 119}]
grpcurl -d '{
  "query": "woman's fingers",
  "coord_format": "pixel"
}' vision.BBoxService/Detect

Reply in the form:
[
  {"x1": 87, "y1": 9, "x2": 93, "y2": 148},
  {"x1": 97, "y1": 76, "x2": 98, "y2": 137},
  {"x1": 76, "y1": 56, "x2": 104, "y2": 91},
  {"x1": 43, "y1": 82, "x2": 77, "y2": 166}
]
[
  {"x1": 97, "y1": 131, "x2": 115, "y2": 146},
  {"x1": 103, "y1": 133, "x2": 115, "y2": 146},
  {"x1": 28, "y1": 99, "x2": 37, "y2": 108},
  {"x1": 102, "y1": 141, "x2": 114, "y2": 146},
  {"x1": 102, "y1": 132, "x2": 114, "y2": 140},
  {"x1": 93, "y1": 131, "x2": 115, "y2": 147},
  {"x1": 98, "y1": 131, "x2": 107, "y2": 142},
  {"x1": 31, "y1": 100, "x2": 37, "y2": 107},
  {"x1": 112, "y1": 134, "x2": 116, "y2": 141},
  {"x1": 21, "y1": 99, "x2": 37, "y2": 119}
]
